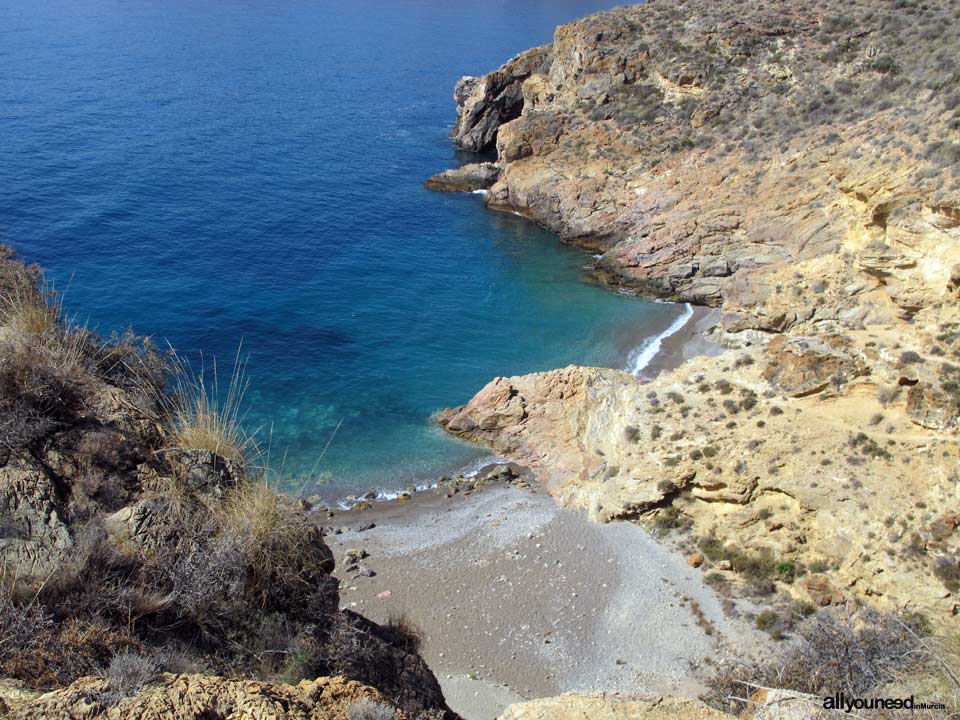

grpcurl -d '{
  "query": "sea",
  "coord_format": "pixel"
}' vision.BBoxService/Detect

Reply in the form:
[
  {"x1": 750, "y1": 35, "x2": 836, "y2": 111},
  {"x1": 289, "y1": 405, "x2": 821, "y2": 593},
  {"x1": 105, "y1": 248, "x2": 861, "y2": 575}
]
[{"x1": 0, "y1": 0, "x2": 688, "y2": 501}]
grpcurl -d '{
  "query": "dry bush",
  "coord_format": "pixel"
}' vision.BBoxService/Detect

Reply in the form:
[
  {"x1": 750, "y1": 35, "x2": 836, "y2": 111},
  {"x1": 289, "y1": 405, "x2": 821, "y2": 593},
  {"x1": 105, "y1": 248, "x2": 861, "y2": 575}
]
[
  {"x1": 0, "y1": 586, "x2": 54, "y2": 663},
  {"x1": 705, "y1": 609, "x2": 940, "y2": 714},
  {"x1": 346, "y1": 699, "x2": 397, "y2": 720},
  {"x1": 0, "y1": 603, "x2": 139, "y2": 691},
  {"x1": 0, "y1": 338, "x2": 87, "y2": 451},
  {"x1": 381, "y1": 614, "x2": 424, "y2": 654},
  {"x1": 100, "y1": 651, "x2": 161, "y2": 705},
  {"x1": 0, "y1": 280, "x2": 62, "y2": 337}
]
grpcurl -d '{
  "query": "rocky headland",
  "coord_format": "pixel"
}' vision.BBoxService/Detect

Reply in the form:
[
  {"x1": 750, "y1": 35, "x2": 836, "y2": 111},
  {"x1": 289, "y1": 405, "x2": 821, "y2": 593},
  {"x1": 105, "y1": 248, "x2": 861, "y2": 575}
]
[
  {"x1": 427, "y1": 0, "x2": 960, "y2": 713},
  {"x1": 433, "y1": 0, "x2": 960, "y2": 625}
]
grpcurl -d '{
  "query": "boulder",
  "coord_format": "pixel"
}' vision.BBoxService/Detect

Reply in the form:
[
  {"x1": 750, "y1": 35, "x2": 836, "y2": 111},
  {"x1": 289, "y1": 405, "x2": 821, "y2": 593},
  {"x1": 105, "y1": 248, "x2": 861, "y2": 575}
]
[
  {"x1": 0, "y1": 454, "x2": 71, "y2": 578},
  {"x1": 762, "y1": 335, "x2": 868, "y2": 397},
  {"x1": 497, "y1": 693, "x2": 733, "y2": 720},
  {"x1": 906, "y1": 383, "x2": 960, "y2": 430},
  {"x1": 425, "y1": 162, "x2": 499, "y2": 192},
  {"x1": 167, "y1": 449, "x2": 242, "y2": 498},
  {"x1": 103, "y1": 496, "x2": 181, "y2": 551}
]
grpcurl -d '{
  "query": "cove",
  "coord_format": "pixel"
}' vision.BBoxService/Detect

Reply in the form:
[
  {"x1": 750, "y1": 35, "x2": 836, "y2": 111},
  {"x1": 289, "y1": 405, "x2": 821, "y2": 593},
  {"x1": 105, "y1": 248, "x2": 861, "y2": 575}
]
[{"x1": 0, "y1": 0, "x2": 682, "y2": 499}]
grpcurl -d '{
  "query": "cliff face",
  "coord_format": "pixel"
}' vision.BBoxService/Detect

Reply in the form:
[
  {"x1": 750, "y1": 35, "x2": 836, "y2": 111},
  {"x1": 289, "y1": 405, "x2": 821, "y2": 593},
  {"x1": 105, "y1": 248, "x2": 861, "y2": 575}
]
[
  {"x1": 443, "y1": 0, "x2": 960, "y2": 319},
  {"x1": 437, "y1": 0, "x2": 960, "y2": 626}
]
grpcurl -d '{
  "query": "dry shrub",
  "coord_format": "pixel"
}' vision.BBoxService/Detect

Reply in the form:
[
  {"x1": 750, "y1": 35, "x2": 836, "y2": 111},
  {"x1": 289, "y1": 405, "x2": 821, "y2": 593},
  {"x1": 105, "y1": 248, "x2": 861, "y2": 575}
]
[
  {"x1": 705, "y1": 609, "x2": 939, "y2": 715},
  {"x1": 0, "y1": 598, "x2": 139, "y2": 691},
  {"x1": 0, "y1": 280, "x2": 62, "y2": 337},
  {"x1": 99, "y1": 651, "x2": 161, "y2": 705},
  {"x1": 313, "y1": 611, "x2": 446, "y2": 718},
  {"x1": 381, "y1": 614, "x2": 424, "y2": 654},
  {"x1": 216, "y1": 479, "x2": 336, "y2": 619},
  {"x1": 346, "y1": 698, "x2": 397, "y2": 720},
  {"x1": 0, "y1": 338, "x2": 87, "y2": 451}
]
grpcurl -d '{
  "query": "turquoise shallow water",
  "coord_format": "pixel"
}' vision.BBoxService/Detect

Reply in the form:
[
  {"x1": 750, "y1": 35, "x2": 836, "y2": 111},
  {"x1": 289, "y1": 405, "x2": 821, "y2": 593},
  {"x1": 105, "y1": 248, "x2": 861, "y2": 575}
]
[{"x1": 0, "y1": 0, "x2": 682, "y2": 499}]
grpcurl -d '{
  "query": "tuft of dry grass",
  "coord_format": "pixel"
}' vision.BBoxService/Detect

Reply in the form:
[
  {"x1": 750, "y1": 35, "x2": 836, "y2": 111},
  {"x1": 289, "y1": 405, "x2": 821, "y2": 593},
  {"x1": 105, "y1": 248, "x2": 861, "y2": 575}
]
[
  {"x1": 0, "y1": 276, "x2": 90, "y2": 373},
  {"x1": 220, "y1": 479, "x2": 286, "y2": 543},
  {"x1": 167, "y1": 348, "x2": 257, "y2": 468},
  {"x1": 0, "y1": 281, "x2": 61, "y2": 337}
]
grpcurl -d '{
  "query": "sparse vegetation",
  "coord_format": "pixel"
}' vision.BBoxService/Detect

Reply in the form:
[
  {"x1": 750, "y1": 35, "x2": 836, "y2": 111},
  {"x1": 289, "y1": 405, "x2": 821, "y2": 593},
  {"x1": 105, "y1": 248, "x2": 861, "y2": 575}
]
[
  {"x1": 755, "y1": 610, "x2": 784, "y2": 639},
  {"x1": 168, "y1": 350, "x2": 256, "y2": 468},
  {"x1": 346, "y1": 698, "x2": 398, "y2": 720},
  {"x1": 706, "y1": 610, "x2": 945, "y2": 715},
  {"x1": 100, "y1": 652, "x2": 161, "y2": 705},
  {"x1": 0, "y1": 246, "x2": 449, "y2": 718}
]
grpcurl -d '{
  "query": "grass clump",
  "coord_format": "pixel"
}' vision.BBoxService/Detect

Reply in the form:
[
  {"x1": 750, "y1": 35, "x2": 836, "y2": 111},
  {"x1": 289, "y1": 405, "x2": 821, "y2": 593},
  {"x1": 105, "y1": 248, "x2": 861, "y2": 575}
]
[
  {"x1": 775, "y1": 560, "x2": 795, "y2": 583},
  {"x1": 848, "y1": 432, "x2": 893, "y2": 460},
  {"x1": 100, "y1": 651, "x2": 161, "y2": 705},
  {"x1": 698, "y1": 534, "x2": 781, "y2": 592},
  {"x1": 654, "y1": 505, "x2": 691, "y2": 534},
  {"x1": 755, "y1": 610, "x2": 785, "y2": 639},
  {"x1": 933, "y1": 556, "x2": 960, "y2": 593},
  {"x1": 167, "y1": 349, "x2": 257, "y2": 468},
  {"x1": 0, "y1": 276, "x2": 62, "y2": 337}
]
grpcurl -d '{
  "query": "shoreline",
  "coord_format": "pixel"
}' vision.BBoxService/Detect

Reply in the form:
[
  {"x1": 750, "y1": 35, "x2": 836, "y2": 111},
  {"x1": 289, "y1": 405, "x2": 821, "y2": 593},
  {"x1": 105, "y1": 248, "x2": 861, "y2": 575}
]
[
  {"x1": 318, "y1": 309, "x2": 738, "y2": 719},
  {"x1": 319, "y1": 302, "x2": 723, "y2": 513},
  {"x1": 327, "y1": 482, "x2": 761, "y2": 720}
]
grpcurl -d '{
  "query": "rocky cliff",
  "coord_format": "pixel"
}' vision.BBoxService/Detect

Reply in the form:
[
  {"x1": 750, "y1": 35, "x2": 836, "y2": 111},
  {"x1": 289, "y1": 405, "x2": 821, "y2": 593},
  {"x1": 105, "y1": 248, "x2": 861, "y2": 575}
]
[{"x1": 435, "y1": 0, "x2": 960, "y2": 628}]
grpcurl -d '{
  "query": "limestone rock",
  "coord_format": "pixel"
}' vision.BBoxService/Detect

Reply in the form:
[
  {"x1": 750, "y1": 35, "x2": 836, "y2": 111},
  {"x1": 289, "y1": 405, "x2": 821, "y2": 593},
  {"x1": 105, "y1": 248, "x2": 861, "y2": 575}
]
[
  {"x1": 452, "y1": 46, "x2": 552, "y2": 153},
  {"x1": 497, "y1": 693, "x2": 733, "y2": 720},
  {"x1": 746, "y1": 688, "x2": 840, "y2": 719},
  {"x1": 167, "y1": 449, "x2": 242, "y2": 498},
  {"x1": 0, "y1": 454, "x2": 71, "y2": 578},
  {"x1": 438, "y1": 366, "x2": 639, "y2": 495},
  {"x1": 906, "y1": 383, "x2": 960, "y2": 431},
  {"x1": 103, "y1": 496, "x2": 180, "y2": 551},
  {"x1": 762, "y1": 335, "x2": 868, "y2": 397},
  {"x1": 1, "y1": 673, "x2": 406, "y2": 720}
]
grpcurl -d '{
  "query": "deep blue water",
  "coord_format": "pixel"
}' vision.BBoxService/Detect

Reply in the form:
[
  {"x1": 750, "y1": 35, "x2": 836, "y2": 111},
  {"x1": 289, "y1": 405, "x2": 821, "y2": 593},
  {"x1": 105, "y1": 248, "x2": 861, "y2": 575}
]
[{"x1": 0, "y1": 0, "x2": 681, "y2": 499}]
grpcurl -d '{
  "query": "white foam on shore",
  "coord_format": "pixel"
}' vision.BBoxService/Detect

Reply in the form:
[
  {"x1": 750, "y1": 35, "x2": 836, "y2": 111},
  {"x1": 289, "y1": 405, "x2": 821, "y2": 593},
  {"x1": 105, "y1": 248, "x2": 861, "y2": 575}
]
[
  {"x1": 328, "y1": 453, "x2": 509, "y2": 509},
  {"x1": 471, "y1": 189, "x2": 488, "y2": 195},
  {"x1": 628, "y1": 302, "x2": 694, "y2": 377}
]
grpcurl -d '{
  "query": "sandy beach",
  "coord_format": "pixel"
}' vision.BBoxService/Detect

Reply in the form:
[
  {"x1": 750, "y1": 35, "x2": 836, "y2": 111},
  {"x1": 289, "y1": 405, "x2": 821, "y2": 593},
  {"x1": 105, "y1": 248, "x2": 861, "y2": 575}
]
[
  {"x1": 328, "y1": 484, "x2": 760, "y2": 718},
  {"x1": 319, "y1": 306, "x2": 752, "y2": 720},
  {"x1": 640, "y1": 305, "x2": 724, "y2": 379}
]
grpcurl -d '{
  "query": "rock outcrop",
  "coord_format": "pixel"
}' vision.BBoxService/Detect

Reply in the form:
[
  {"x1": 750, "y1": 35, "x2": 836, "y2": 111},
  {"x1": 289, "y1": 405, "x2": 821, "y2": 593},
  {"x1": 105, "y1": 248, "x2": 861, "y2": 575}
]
[
  {"x1": 496, "y1": 693, "x2": 733, "y2": 720},
  {"x1": 452, "y1": 47, "x2": 551, "y2": 153},
  {"x1": 436, "y1": 0, "x2": 960, "y2": 627},
  {"x1": 0, "y1": 674, "x2": 412, "y2": 720},
  {"x1": 434, "y1": 0, "x2": 960, "y2": 320},
  {"x1": 424, "y1": 162, "x2": 499, "y2": 192}
]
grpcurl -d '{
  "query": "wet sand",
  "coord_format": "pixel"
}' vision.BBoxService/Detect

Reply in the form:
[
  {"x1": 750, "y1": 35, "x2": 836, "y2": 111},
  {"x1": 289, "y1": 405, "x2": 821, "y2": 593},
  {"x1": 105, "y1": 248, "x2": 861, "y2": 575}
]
[{"x1": 641, "y1": 306, "x2": 724, "y2": 379}]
